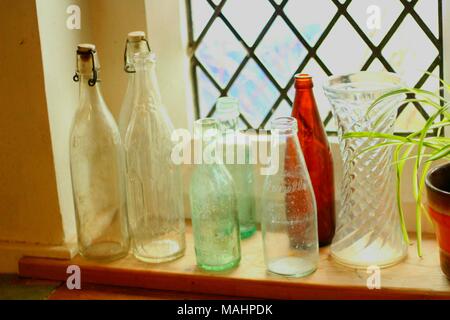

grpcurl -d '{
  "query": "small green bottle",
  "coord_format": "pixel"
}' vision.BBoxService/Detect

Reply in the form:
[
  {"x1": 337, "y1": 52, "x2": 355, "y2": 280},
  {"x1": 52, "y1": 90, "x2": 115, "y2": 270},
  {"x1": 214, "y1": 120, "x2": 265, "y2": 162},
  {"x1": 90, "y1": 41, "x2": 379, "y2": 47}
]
[
  {"x1": 215, "y1": 97, "x2": 256, "y2": 239},
  {"x1": 190, "y1": 118, "x2": 241, "y2": 271}
]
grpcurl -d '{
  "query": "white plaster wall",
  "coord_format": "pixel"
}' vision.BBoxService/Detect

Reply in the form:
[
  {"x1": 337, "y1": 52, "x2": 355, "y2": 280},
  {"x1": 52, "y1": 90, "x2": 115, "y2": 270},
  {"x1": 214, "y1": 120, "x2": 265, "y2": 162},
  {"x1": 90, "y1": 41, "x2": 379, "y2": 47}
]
[{"x1": 0, "y1": 0, "x2": 64, "y2": 245}]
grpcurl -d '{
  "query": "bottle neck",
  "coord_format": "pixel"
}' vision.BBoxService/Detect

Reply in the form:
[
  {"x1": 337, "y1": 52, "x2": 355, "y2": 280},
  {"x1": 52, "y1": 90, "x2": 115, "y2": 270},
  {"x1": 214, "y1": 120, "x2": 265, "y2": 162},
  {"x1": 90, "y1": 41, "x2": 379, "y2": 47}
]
[
  {"x1": 194, "y1": 119, "x2": 221, "y2": 165},
  {"x1": 215, "y1": 97, "x2": 240, "y2": 132},
  {"x1": 271, "y1": 117, "x2": 298, "y2": 137},
  {"x1": 293, "y1": 75, "x2": 316, "y2": 111},
  {"x1": 133, "y1": 56, "x2": 162, "y2": 110},
  {"x1": 125, "y1": 40, "x2": 151, "y2": 73},
  {"x1": 78, "y1": 74, "x2": 104, "y2": 109},
  {"x1": 218, "y1": 117, "x2": 238, "y2": 132}
]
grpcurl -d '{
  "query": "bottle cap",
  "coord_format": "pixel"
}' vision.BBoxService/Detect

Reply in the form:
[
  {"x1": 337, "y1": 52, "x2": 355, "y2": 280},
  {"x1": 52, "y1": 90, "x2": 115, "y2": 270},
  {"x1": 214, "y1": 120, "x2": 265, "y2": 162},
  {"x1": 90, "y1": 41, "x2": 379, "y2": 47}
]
[
  {"x1": 124, "y1": 32, "x2": 151, "y2": 73},
  {"x1": 77, "y1": 43, "x2": 96, "y2": 53},
  {"x1": 127, "y1": 31, "x2": 146, "y2": 42},
  {"x1": 74, "y1": 43, "x2": 100, "y2": 85},
  {"x1": 215, "y1": 97, "x2": 240, "y2": 121}
]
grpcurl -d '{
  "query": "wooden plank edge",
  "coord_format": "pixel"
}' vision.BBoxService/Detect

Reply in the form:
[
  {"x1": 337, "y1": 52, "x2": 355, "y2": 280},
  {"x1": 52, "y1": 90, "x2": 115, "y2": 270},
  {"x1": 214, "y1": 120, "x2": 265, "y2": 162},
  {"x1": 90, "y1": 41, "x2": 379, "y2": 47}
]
[{"x1": 18, "y1": 257, "x2": 450, "y2": 300}]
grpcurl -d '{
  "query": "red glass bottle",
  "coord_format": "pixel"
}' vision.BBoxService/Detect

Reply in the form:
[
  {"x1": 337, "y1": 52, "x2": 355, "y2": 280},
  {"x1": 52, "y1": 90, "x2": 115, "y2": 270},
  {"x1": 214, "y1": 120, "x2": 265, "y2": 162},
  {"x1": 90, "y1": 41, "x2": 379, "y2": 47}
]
[{"x1": 291, "y1": 74, "x2": 335, "y2": 246}]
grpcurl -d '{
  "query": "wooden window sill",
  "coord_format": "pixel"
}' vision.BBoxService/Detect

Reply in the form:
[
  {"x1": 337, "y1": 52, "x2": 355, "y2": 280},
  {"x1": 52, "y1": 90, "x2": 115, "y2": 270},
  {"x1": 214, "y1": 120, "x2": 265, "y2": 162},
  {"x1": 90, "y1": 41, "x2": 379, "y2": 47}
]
[{"x1": 18, "y1": 224, "x2": 450, "y2": 299}]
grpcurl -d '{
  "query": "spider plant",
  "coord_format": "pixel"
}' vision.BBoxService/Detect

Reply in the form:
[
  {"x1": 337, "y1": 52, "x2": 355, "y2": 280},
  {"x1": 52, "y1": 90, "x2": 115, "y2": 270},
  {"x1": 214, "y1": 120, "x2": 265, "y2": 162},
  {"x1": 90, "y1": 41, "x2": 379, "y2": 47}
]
[{"x1": 343, "y1": 79, "x2": 450, "y2": 257}]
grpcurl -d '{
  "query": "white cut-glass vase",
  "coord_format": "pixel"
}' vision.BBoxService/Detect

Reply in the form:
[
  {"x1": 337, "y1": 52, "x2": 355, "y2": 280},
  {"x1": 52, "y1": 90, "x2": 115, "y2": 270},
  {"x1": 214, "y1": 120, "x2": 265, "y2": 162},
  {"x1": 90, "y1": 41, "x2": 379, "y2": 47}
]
[{"x1": 323, "y1": 72, "x2": 408, "y2": 268}]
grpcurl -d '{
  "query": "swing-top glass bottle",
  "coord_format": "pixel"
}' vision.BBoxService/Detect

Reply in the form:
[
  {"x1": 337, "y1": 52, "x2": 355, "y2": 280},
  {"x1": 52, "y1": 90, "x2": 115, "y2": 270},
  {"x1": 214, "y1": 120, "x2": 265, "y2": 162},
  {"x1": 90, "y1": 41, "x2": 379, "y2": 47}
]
[
  {"x1": 124, "y1": 49, "x2": 186, "y2": 263},
  {"x1": 70, "y1": 44, "x2": 129, "y2": 261}
]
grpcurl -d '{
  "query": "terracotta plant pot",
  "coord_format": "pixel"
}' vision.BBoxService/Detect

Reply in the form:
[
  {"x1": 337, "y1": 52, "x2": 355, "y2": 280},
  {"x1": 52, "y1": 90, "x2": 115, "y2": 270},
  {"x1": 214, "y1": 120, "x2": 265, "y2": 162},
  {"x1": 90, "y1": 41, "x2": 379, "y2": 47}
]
[{"x1": 426, "y1": 162, "x2": 450, "y2": 279}]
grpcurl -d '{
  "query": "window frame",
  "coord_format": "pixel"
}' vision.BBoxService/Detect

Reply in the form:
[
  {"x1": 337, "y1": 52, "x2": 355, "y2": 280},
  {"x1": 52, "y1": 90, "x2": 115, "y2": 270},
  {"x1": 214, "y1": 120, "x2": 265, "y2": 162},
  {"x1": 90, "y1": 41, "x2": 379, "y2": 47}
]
[{"x1": 184, "y1": 0, "x2": 446, "y2": 136}]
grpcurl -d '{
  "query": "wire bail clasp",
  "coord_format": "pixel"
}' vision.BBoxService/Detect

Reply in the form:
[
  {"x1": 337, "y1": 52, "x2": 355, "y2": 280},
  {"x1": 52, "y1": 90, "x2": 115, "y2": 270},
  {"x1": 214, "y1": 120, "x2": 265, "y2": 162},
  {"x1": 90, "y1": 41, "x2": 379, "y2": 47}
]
[
  {"x1": 73, "y1": 45, "x2": 99, "y2": 87},
  {"x1": 124, "y1": 37, "x2": 152, "y2": 73}
]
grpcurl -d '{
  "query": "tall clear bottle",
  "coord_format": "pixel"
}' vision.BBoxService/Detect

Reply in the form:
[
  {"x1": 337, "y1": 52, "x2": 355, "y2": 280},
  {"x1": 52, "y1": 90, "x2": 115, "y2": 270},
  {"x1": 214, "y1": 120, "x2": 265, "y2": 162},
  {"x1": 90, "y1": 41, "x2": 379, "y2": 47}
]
[
  {"x1": 125, "y1": 51, "x2": 186, "y2": 263},
  {"x1": 261, "y1": 117, "x2": 318, "y2": 277},
  {"x1": 190, "y1": 118, "x2": 241, "y2": 271},
  {"x1": 119, "y1": 31, "x2": 151, "y2": 140},
  {"x1": 215, "y1": 97, "x2": 256, "y2": 239},
  {"x1": 70, "y1": 44, "x2": 129, "y2": 261}
]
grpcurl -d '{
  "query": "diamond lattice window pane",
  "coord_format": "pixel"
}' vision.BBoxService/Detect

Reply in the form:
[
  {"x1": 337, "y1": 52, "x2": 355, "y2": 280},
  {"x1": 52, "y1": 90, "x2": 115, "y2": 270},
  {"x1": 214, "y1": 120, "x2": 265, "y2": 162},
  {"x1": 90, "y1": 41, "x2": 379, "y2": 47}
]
[
  {"x1": 256, "y1": 17, "x2": 307, "y2": 87},
  {"x1": 263, "y1": 100, "x2": 292, "y2": 129},
  {"x1": 301, "y1": 60, "x2": 332, "y2": 121},
  {"x1": 383, "y1": 15, "x2": 438, "y2": 87},
  {"x1": 366, "y1": 58, "x2": 387, "y2": 72},
  {"x1": 222, "y1": 0, "x2": 274, "y2": 47},
  {"x1": 196, "y1": 67, "x2": 221, "y2": 118},
  {"x1": 317, "y1": 17, "x2": 371, "y2": 74},
  {"x1": 395, "y1": 67, "x2": 441, "y2": 132},
  {"x1": 191, "y1": 0, "x2": 214, "y2": 40},
  {"x1": 284, "y1": 0, "x2": 337, "y2": 46},
  {"x1": 229, "y1": 59, "x2": 279, "y2": 128},
  {"x1": 196, "y1": 19, "x2": 247, "y2": 88},
  {"x1": 288, "y1": 84, "x2": 295, "y2": 102},
  {"x1": 395, "y1": 104, "x2": 427, "y2": 133},
  {"x1": 187, "y1": 0, "x2": 443, "y2": 133},
  {"x1": 347, "y1": 0, "x2": 403, "y2": 46},
  {"x1": 414, "y1": 0, "x2": 439, "y2": 37}
]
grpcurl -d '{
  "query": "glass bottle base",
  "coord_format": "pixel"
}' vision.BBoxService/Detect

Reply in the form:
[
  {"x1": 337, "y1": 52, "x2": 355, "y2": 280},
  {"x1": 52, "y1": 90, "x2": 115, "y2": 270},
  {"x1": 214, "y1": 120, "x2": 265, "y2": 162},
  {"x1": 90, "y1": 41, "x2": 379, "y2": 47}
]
[
  {"x1": 240, "y1": 225, "x2": 257, "y2": 239},
  {"x1": 330, "y1": 249, "x2": 407, "y2": 269},
  {"x1": 133, "y1": 239, "x2": 185, "y2": 263},
  {"x1": 267, "y1": 256, "x2": 317, "y2": 278},
  {"x1": 79, "y1": 241, "x2": 129, "y2": 262},
  {"x1": 198, "y1": 258, "x2": 240, "y2": 272}
]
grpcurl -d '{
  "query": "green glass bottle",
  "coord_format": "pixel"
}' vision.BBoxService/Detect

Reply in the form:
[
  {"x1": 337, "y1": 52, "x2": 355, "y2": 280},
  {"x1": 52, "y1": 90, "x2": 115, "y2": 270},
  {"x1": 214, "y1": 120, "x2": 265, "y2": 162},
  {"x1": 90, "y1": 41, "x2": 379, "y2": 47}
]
[
  {"x1": 215, "y1": 97, "x2": 256, "y2": 239},
  {"x1": 190, "y1": 118, "x2": 241, "y2": 271}
]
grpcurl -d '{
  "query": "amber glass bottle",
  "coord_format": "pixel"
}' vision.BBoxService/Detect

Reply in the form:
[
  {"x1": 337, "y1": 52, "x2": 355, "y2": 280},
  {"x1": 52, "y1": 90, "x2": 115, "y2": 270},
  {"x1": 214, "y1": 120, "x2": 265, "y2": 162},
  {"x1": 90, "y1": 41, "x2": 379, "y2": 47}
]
[{"x1": 291, "y1": 74, "x2": 335, "y2": 246}]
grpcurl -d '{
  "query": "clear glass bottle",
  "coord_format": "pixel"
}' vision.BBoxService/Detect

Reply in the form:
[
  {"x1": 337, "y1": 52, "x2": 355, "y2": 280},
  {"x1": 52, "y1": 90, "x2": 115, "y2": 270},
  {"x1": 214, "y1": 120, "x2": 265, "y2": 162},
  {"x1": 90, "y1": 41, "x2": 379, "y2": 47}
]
[
  {"x1": 190, "y1": 118, "x2": 241, "y2": 271},
  {"x1": 215, "y1": 97, "x2": 256, "y2": 239},
  {"x1": 125, "y1": 51, "x2": 186, "y2": 263},
  {"x1": 261, "y1": 116, "x2": 319, "y2": 277},
  {"x1": 119, "y1": 31, "x2": 151, "y2": 140},
  {"x1": 70, "y1": 44, "x2": 129, "y2": 261}
]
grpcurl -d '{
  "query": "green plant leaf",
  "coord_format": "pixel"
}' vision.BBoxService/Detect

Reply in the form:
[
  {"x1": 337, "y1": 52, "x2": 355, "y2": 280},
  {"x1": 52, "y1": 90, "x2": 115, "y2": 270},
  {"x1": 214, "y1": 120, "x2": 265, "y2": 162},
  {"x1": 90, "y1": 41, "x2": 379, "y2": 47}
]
[
  {"x1": 426, "y1": 145, "x2": 450, "y2": 162},
  {"x1": 395, "y1": 143, "x2": 413, "y2": 245}
]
